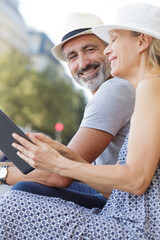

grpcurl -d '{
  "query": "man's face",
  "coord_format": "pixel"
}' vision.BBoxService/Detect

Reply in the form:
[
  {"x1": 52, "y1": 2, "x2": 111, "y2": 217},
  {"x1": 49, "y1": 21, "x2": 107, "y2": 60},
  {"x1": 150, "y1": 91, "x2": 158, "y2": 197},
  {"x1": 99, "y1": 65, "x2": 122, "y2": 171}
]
[{"x1": 63, "y1": 34, "x2": 111, "y2": 93}]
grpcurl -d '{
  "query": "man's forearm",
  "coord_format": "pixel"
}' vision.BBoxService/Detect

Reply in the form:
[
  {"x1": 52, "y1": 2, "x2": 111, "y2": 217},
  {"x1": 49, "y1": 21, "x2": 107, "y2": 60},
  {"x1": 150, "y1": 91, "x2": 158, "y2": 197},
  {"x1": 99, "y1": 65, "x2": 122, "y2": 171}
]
[
  {"x1": 0, "y1": 162, "x2": 13, "y2": 166},
  {"x1": 4, "y1": 164, "x2": 72, "y2": 188}
]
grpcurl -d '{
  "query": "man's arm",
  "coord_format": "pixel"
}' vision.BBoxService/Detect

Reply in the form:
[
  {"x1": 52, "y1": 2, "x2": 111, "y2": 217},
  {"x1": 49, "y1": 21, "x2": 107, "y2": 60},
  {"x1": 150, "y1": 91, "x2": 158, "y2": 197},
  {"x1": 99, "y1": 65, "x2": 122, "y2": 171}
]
[
  {"x1": 1, "y1": 162, "x2": 72, "y2": 188},
  {"x1": 68, "y1": 127, "x2": 113, "y2": 163}
]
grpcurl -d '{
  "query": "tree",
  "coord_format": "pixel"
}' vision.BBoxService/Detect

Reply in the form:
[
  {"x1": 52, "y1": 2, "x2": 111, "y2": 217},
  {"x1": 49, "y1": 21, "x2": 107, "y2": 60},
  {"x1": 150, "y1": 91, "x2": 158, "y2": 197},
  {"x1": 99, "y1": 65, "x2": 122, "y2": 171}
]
[{"x1": 0, "y1": 51, "x2": 86, "y2": 144}]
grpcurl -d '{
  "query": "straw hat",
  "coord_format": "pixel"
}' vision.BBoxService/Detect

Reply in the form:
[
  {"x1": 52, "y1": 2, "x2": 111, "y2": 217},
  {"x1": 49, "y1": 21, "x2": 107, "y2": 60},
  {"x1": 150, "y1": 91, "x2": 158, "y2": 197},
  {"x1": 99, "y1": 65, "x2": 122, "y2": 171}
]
[
  {"x1": 52, "y1": 12, "x2": 103, "y2": 61},
  {"x1": 93, "y1": 3, "x2": 160, "y2": 43}
]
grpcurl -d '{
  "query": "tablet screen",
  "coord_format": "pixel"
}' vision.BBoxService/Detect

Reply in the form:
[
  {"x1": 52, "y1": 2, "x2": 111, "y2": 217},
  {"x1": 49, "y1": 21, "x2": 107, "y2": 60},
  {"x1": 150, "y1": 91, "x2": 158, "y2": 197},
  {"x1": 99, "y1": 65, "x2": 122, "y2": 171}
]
[{"x1": 0, "y1": 109, "x2": 34, "y2": 174}]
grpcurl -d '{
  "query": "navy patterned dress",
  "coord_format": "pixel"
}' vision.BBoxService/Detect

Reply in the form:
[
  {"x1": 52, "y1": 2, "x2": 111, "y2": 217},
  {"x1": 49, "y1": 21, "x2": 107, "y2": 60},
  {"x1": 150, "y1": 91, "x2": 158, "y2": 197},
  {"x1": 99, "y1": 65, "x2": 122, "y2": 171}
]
[{"x1": 0, "y1": 135, "x2": 160, "y2": 239}]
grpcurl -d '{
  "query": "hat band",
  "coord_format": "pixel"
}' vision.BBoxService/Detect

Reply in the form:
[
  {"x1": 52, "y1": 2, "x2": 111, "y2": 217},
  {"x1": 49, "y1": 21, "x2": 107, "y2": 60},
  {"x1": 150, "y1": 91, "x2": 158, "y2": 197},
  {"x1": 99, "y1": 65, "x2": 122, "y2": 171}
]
[{"x1": 62, "y1": 28, "x2": 91, "y2": 42}]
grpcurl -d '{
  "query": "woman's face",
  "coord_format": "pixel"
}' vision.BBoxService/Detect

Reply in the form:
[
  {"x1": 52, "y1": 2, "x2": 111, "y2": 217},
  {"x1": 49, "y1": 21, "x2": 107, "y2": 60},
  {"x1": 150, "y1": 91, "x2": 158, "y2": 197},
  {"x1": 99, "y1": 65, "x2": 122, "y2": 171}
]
[{"x1": 104, "y1": 29, "x2": 140, "y2": 79}]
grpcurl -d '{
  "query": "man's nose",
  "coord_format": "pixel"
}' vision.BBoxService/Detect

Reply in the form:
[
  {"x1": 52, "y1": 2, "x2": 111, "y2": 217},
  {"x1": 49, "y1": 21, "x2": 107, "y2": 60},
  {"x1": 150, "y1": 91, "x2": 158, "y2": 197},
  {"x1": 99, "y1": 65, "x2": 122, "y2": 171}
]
[{"x1": 78, "y1": 53, "x2": 90, "y2": 69}]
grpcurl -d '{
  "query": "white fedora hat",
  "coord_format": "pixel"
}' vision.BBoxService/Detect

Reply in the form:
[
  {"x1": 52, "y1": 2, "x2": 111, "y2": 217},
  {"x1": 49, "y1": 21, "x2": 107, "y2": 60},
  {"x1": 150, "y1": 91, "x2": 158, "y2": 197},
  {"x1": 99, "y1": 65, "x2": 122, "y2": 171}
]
[
  {"x1": 93, "y1": 3, "x2": 160, "y2": 43},
  {"x1": 51, "y1": 12, "x2": 103, "y2": 61}
]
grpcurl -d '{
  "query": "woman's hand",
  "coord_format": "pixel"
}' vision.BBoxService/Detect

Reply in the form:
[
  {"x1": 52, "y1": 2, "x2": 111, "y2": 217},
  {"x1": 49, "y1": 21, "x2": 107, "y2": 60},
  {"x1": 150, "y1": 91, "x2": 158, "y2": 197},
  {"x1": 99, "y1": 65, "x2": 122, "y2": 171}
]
[
  {"x1": 12, "y1": 133, "x2": 65, "y2": 174},
  {"x1": 29, "y1": 133, "x2": 86, "y2": 163}
]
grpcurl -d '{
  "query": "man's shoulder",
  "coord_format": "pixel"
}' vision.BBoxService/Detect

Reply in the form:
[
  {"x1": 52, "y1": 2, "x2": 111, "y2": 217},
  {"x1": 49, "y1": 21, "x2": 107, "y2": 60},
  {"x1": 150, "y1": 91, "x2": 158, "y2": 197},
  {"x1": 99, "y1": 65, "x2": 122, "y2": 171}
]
[
  {"x1": 86, "y1": 77, "x2": 135, "y2": 110},
  {"x1": 96, "y1": 77, "x2": 135, "y2": 97},
  {"x1": 100, "y1": 77, "x2": 134, "y2": 89}
]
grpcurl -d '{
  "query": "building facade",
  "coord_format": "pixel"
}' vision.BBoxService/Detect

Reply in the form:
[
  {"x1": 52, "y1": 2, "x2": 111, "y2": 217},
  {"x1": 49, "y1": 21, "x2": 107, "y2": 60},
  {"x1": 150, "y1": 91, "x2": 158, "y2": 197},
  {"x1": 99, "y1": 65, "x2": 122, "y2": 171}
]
[
  {"x1": 28, "y1": 31, "x2": 61, "y2": 72},
  {"x1": 0, "y1": 0, "x2": 29, "y2": 55},
  {"x1": 0, "y1": 0, "x2": 63, "y2": 72}
]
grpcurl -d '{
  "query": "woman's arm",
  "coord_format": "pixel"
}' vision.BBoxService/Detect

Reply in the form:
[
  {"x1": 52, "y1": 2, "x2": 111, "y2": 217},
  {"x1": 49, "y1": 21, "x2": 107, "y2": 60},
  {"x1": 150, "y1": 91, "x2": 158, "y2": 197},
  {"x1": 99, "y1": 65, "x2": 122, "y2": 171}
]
[
  {"x1": 124, "y1": 79, "x2": 160, "y2": 193},
  {"x1": 12, "y1": 79, "x2": 160, "y2": 196}
]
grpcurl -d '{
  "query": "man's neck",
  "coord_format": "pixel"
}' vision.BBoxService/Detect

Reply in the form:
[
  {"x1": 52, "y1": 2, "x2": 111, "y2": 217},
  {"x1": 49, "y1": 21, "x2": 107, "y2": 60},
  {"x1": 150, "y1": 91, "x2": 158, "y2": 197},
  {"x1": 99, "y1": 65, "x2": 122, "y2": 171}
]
[{"x1": 91, "y1": 75, "x2": 113, "y2": 95}]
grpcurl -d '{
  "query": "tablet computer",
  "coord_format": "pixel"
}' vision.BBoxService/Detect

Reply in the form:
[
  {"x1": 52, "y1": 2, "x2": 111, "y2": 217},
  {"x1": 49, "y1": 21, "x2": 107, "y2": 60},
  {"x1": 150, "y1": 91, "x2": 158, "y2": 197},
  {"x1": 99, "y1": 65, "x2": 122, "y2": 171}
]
[{"x1": 0, "y1": 109, "x2": 34, "y2": 174}]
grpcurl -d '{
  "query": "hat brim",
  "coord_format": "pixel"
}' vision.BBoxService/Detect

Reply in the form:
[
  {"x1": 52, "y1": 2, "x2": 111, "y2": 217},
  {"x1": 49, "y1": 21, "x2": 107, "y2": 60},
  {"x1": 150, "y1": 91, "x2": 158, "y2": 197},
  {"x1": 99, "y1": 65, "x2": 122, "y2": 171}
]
[
  {"x1": 52, "y1": 29, "x2": 93, "y2": 62},
  {"x1": 93, "y1": 23, "x2": 160, "y2": 43}
]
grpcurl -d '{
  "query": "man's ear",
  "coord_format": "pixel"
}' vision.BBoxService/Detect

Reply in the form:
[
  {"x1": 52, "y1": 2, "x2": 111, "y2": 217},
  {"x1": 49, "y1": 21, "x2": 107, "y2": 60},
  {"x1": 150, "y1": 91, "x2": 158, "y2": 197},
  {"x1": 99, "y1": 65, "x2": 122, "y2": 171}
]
[{"x1": 138, "y1": 34, "x2": 152, "y2": 53}]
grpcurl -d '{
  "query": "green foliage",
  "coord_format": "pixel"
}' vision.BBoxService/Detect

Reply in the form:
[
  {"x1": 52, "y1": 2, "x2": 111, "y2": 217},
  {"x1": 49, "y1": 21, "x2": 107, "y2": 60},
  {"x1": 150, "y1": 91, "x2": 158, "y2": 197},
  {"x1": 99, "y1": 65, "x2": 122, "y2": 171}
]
[{"x1": 0, "y1": 51, "x2": 86, "y2": 144}]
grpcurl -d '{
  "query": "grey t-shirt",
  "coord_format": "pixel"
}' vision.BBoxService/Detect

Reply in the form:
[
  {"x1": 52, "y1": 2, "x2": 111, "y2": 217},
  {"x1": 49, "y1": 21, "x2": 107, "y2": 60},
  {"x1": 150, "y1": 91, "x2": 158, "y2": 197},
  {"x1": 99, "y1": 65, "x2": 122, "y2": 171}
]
[{"x1": 80, "y1": 77, "x2": 135, "y2": 165}]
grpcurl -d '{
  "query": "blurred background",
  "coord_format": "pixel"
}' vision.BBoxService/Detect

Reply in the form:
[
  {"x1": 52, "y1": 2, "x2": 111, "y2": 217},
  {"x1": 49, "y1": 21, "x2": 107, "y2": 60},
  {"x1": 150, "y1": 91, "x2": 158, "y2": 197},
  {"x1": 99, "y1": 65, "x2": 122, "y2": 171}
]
[{"x1": 0, "y1": 0, "x2": 159, "y2": 144}]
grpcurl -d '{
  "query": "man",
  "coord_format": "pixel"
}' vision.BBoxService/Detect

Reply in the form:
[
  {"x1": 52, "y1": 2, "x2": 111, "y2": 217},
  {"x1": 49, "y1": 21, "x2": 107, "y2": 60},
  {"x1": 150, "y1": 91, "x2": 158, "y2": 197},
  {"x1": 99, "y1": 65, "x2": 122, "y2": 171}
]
[{"x1": 0, "y1": 13, "x2": 135, "y2": 208}]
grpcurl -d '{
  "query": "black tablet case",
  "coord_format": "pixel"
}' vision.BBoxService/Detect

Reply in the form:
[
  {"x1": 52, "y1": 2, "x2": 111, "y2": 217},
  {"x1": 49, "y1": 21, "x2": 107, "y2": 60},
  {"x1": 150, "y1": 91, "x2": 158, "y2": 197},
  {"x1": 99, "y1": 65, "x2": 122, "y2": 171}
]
[{"x1": 0, "y1": 109, "x2": 34, "y2": 174}]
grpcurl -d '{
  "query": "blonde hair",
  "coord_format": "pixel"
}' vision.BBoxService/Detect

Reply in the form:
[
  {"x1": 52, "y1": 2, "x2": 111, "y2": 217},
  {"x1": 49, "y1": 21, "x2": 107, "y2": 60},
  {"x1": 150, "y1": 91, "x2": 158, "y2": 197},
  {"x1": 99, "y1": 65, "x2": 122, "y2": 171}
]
[
  {"x1": 131, "y1": 31, "x2": 160, "y2": 67},
  {"x1": 149, "y1": 38, "x2": 160, "y2": 66}
]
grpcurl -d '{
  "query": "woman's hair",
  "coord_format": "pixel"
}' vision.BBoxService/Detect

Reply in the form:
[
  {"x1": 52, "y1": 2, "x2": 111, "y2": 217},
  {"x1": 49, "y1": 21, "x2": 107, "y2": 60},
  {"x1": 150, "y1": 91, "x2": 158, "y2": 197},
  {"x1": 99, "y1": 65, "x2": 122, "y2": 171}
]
[{"x1": 131, "y1": 31, "x2": 160, "y2": 67}]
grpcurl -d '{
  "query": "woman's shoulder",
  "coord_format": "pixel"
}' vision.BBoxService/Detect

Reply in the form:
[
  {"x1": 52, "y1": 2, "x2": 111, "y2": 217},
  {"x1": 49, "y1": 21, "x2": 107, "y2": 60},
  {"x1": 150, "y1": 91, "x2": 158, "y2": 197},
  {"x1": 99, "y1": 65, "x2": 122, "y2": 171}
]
[
  {"x1": 135, "y1": 78, "x2": 160, "y2": 111},
  {"x1": 137, "y1": 78, "x2": 160, "y2": 96}
]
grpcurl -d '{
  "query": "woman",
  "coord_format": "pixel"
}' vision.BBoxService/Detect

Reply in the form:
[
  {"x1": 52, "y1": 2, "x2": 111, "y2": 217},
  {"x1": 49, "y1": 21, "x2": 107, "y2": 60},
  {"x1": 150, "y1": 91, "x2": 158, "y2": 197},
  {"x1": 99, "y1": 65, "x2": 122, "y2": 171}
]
[{"x1": 0, "y1": 3, "x2": 160, "y2": 239}]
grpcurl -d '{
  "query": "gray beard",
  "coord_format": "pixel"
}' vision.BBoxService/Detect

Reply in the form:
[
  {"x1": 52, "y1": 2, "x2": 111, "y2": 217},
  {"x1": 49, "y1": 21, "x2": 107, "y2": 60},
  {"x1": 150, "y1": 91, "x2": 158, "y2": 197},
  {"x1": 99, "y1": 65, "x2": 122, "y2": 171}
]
[{"x1": 73, "y1": 60, "x2": 111, "y2": 92}]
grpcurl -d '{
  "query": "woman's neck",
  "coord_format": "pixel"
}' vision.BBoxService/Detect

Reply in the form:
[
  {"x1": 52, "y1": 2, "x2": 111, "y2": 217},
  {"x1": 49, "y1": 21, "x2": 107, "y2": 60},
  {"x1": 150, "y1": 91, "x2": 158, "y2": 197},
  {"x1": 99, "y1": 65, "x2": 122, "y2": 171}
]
[{"x1": 121, "y1": 64, "x2": 160, "y2": 89}]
